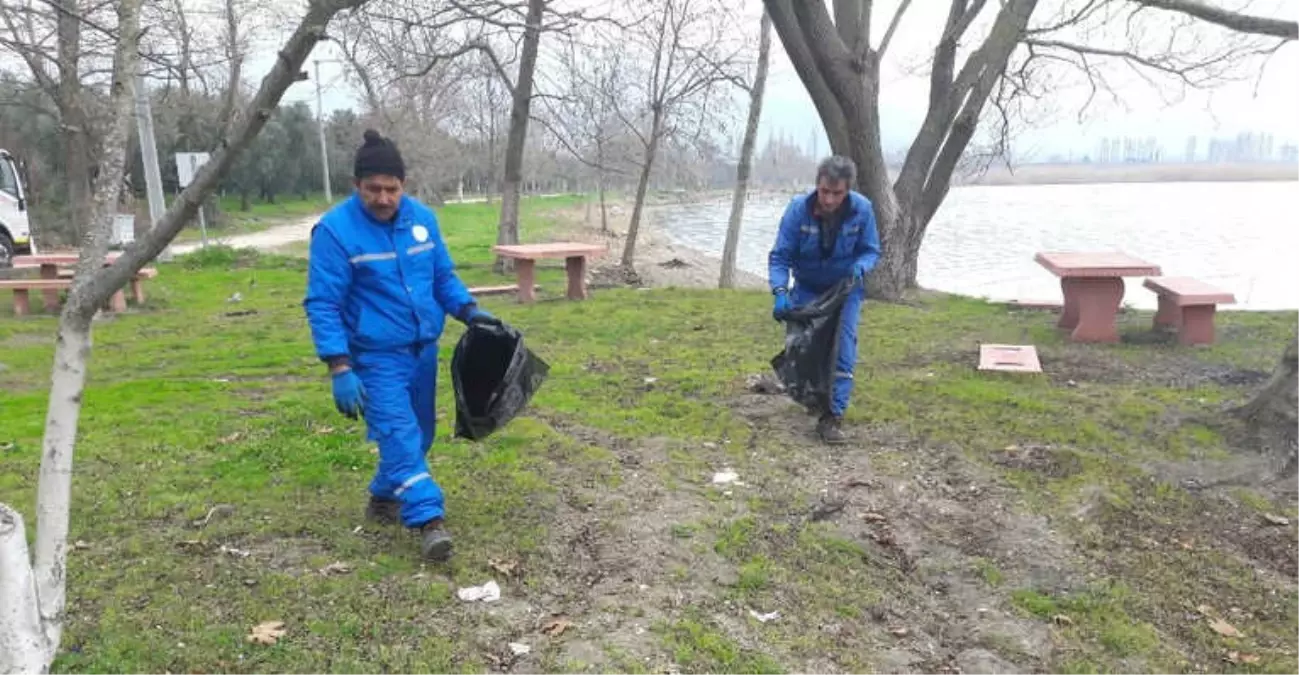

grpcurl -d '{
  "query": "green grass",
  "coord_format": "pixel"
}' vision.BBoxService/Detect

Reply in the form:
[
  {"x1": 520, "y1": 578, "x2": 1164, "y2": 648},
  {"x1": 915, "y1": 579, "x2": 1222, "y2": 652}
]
[{"x1": 0, "y1": 198, "x2": 1295, "y2": 672}]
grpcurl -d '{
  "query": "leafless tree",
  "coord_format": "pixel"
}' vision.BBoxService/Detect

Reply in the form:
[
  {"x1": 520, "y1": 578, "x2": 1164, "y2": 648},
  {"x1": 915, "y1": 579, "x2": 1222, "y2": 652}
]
[
  {"x1": 719, "y1": 9, "x2": 771, "y2": 290},
  {"x1": 612, "y1": 0, "x2": 746, "y2": 272},
  {"x1": 535, "y1": 30, "x2": 635, "y2": 232},
  {"x1": 1136, "y1": 1, "x2": 1299, "y2": 479},
  {"x1": 0, "y1": 2, "x2": 372, "y2": 671},
  {"x1": 764, "y1": 0, "x2": 1289, "y2": 301}
]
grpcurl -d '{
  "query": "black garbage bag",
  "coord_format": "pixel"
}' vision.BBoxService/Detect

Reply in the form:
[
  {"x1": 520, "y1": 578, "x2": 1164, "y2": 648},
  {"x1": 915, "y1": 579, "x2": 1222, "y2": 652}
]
[
  {"x1": 770, "y1": 277, "x2": 857, "y2": 414},
  {"x1": 451, "y1": 321, "x2": 550, "y2": 441}
]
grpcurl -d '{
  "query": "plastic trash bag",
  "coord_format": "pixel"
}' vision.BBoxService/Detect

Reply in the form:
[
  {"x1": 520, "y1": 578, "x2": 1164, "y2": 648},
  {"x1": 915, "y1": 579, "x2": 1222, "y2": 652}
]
[
  {"x1": 770, "y1": 277, "x2": 856, "y2": 414},
  {"x1": 451, "y1": 321, "x2": 550, "y2": 441}
]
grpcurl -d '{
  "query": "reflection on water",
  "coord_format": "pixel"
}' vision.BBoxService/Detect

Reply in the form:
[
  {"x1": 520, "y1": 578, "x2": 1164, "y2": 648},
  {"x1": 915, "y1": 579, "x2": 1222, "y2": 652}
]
[{"x1": 652, "y1": 181, "x2": 1298, "y2": 311}]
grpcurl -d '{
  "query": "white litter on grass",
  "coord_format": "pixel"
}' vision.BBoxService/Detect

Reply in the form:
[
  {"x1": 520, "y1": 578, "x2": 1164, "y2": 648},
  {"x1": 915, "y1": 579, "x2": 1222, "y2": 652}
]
[
  {"x1": 509, "y1": 642, "x2": 531, "y2": 655},
  {"x1": 456, "y1": 580, "x2": 501, "y2": 603},
  {"x1": 711, "y1": 469, "x2": 740, "y2": 485},
  {"x1": 749, "y1": 609, "x2": 781, "y2": 623}
]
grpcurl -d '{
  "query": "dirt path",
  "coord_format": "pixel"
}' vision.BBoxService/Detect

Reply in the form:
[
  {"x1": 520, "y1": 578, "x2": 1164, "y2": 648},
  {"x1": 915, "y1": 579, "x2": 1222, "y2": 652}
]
[{"x1": 167, "y1": 214, "x2": 321, "y2": 256}]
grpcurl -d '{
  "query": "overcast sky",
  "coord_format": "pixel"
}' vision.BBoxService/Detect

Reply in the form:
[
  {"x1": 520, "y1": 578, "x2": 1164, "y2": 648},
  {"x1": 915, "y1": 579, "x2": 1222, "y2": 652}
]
[{"x1": 274, "y1": 0, "x2": 1298, "y2": 160}]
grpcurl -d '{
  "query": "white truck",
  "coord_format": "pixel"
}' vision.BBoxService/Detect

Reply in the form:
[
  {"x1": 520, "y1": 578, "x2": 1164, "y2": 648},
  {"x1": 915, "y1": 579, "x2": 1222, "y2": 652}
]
[{"x1": 0, "y1": 148, "x2": 36, "y2": 267}]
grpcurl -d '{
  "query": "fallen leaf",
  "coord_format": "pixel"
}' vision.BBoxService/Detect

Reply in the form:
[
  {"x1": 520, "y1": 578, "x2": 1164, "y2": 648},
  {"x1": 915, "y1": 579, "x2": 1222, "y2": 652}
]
[
  {"x1": 218, "y1": 432, "x2": 243, "y2": 444},
  {"x1": 1052, "y1": 614, "x2": 1074, "y2": 626},
  {"x1": 862, "y1": 512, "x2": 887, "y2": 522},
  {"x1": 1262, "y1": 513, "x2": 1290, "y2": 526},
  {"x1": 542, "y1": 617, "x2": 573, "y2": 637},
  {"x1": 488, "y1": 559, "x2": 518, "y2": 576},
  {"x1": 1196, "y1": 604, "x2": 1216, "y2": 617},
  {"x1": 246, "y1": 621, "x2": 286, "y2": 645},
  {"x1": 318, "y1": 561, "x2": 352, "y2": 576},
  {"x1": 1224, "y1": 651, "x2": 1260, "y2": 665},
  {"x1": 1208, "y1": 617, "x2": 1243, "y2": 638},
  {"x1": 889, "y1": 627, "x2": 910, "y2": 637}
]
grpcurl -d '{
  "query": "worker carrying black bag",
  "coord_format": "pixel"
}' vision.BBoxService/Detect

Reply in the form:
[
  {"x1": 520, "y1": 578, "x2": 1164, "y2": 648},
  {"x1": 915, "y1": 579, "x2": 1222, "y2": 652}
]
[
  {"x1": 770, "y1": 277, "x2": 857, "y2": 419},
  {"x1": 451, "y1": 321, "x2": 550, "y2": 441}
]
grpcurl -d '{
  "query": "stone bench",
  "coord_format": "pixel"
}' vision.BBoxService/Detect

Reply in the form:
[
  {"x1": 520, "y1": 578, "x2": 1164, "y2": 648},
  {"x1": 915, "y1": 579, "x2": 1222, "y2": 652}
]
[
  {"x1": 2, "y1": 267, "x2": 158, "y2": 317},
  {"x1": 1143, "y1": 276, "x2": 1236, "y2": 346},
  {"x1": 491, "y1": 242, "x2": 607, "y2": 303}
]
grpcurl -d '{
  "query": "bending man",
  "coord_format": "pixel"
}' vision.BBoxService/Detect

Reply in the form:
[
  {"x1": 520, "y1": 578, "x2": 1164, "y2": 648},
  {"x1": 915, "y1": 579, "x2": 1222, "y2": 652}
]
[
  {"x1": 768, "y1": 155, "x2": 882, "y2": 444},
  {"x1": 304, "y1": 129, "x2": 500, "y2": 561}
]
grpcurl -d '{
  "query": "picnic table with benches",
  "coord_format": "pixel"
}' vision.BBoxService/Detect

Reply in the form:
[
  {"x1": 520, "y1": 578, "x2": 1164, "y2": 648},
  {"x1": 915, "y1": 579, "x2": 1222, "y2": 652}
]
[
  {"x1": 1034, "y1": 251, "x2": 1161, "y2": 343},
  {"x1": 491, "y1": 242, "x2": 607, "y2": 304},
  {"x1": 1034, "y1": 250, "x2": 1236, "y2": 345},
  {"x1": 1, "y1": 252, "x2": 157, "y2": 317}
]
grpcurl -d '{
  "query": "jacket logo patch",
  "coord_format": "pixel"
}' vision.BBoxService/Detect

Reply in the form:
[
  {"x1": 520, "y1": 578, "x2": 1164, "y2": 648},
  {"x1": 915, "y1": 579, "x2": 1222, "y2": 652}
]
[{"x1": 412, "y1": 225, "x2": 429, "y2": 243}]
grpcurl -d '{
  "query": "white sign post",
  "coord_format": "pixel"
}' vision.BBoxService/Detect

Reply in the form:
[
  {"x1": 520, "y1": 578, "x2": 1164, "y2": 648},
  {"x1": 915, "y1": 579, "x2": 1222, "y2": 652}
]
[{"x1": 176, "y1": 152, "x2": 212, "y2": 247}]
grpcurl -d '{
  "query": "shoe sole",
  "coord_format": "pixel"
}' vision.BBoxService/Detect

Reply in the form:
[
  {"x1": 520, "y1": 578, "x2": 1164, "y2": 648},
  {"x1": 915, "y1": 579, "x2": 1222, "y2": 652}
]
[{"x1": 422, "y1": 538, "x2": 454, "y2": 562}]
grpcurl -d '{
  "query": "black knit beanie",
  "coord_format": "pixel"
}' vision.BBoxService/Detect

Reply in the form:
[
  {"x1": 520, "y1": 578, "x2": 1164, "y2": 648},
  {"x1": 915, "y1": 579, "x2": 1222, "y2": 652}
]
[{"x1": 354, "y1": 129, "x2": 405, "y2": 181}]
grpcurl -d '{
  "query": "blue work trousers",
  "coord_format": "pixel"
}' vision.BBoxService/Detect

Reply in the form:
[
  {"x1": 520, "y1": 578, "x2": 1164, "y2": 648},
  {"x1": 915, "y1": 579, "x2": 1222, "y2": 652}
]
[{"x1": 354, "y1": 343, "x2": 444, "y2": 527}]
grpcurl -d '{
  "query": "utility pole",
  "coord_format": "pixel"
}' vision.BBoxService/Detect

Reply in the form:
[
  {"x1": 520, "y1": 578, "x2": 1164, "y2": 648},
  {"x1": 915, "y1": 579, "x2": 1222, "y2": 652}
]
[
  {"x1": 314, "y1": 59, "x2": 332, "y2": 203},
  {"x1": 134, "y1": 71, "x2": 170, "y2": 259}
]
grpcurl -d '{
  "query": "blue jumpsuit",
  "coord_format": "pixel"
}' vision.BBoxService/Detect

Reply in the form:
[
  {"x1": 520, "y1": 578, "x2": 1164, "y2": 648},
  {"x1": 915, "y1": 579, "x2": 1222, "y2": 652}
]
[
  {"x1": 304, "y1": 194, "x2": 476, "y2": 528},
  {"x1": 768, "y1": 190, "x2": 882, "y2": 417}
]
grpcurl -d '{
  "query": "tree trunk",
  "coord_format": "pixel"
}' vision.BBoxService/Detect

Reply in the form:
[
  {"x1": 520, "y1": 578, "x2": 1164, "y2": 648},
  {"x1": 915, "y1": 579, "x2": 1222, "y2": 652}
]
[
  {"x1": 620, "y1": 112, "x2": 663, "y2": 270},
  {"x1": 1233, "y1": 334, "x2": 1298, "y2": 474},
  {"x1": 598, "y1": 173, "x2": 609, "y2": 234},
  {"x1": 720, "y1": 10, "x2": 771, "y2": 290},
  {"x1": 0, "y1": 2, "x2": 369, "y2": 670},
  {"x1": 493, "y1": 0, "x2": 546, "y2": 275},
  {"x1": 56, "y1": 0, "x2": 91, "y2": 244},
  {"x1": 0, "y1": 504, "x2": 46, "y2": 672}
]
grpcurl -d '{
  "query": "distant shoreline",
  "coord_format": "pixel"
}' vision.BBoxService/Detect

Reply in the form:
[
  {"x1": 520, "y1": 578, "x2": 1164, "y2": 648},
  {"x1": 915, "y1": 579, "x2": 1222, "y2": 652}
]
[{"x1": 956, "y1": 161, "x2": 1297, "y2": 187}]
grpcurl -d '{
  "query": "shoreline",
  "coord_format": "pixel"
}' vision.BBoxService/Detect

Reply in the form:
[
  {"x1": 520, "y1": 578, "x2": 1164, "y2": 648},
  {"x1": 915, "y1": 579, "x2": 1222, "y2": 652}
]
[{"x1": 551, "y1": 197, "x2": 767, "y2": 291}]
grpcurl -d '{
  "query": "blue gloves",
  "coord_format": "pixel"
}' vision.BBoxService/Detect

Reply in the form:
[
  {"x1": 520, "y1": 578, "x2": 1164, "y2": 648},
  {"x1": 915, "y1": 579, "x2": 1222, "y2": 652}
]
[
  {"x1": 772, "y1": 289, "x2": 792, "y2": 321},
  {"x1": 462, "y1": 305, "x2": 502, "y2": 328},
  {"x1": 852, "y1": 262, "x2": 869, "y2": 287},
  {"x1": 332, "y1": 369, "x2": 366, "y2": 419}
]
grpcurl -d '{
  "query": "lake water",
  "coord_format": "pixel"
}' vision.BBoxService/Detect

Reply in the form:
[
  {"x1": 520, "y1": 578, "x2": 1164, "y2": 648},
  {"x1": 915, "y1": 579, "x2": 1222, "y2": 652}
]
[{"x1": 651, "y1": 181, "x2": 1299, "y2": 311}]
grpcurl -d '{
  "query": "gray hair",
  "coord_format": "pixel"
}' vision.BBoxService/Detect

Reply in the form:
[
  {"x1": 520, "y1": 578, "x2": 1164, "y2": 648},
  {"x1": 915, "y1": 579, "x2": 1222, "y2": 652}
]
[{"x1": 815, "y1": 155, "x2": 857, "y2": 187}]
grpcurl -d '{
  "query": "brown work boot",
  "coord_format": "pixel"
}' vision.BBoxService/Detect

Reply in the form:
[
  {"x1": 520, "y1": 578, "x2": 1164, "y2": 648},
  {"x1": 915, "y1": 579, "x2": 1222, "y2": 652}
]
[
  {"x1": 419, "y1": 519, "x2": 454, "y2": 562},
  {"x1": 817, "y1": 414, "x2": 847, "y2": 445},
  {"x1": 365, "y1": 495, "x2": 399, "y2": 525}
]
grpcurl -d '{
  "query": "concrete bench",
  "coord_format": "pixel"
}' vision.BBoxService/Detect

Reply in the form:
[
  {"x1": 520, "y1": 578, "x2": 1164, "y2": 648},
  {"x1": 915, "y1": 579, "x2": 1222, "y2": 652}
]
[
  {"x1": 1033, "y1": 251, "x2": 1161, "y2": 343},
  {"x1": 468, "y1": 283, "x2": 541, "y2": 298},
  {"x1": 1143, "y1": 276, "x2": 1236, "y2": 346},
  {"x1": 0, "y1": 278, "x2": 75, "y2": 317},
  {"x1": 58, "y1": 266, "x2": 157, "y2": 304},
  {"x1": 491, "y1": 242, "x2": 607, "y2": 303},
  {"x1": 2, "y1": 268, "x2": 157, "y2": 317}
]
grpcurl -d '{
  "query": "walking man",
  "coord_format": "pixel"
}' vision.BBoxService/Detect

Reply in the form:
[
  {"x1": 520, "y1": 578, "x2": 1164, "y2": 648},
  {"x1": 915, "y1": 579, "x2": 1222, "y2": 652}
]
[
  {"x1": 304, "y1": 129, "x2": 500, "y2": 560},
  {"x1": 768, "y1": 155, "x2": 882, "y2": 444}
]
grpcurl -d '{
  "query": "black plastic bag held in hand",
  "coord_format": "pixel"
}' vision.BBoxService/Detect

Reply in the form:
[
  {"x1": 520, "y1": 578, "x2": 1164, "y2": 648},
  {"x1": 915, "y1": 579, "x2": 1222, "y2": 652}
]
[
  {"x1": 770, "y1": 277, "x2": 856, "y2": 414},
  {"x1": 451, "y1": 321, "x2": 550, "y2": 441}
]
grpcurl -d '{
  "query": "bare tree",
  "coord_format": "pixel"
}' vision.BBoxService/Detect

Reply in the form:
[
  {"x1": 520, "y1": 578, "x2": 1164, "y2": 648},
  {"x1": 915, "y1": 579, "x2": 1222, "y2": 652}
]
[
  {"x1": 492, "y1": 0, "x2": 545, "y2": 273},
  {"x1": 0, "y1": 1, "x2": 371, "y2": 671},
  {"x1": 613, "y1": 0, "x2": 745, "y2": 272},
  {"x1": 719, "y1": 9, "x2": 771, "y2": 290},
  {"x1": 536, "y1": 32, "x2": 634, "y2": 233},
  {"x1": 1139, "y1": 1, "x2": 1299, "y2": 478},
  {"x1": 764, "y1": 0, "x2": 1286, "y2": 300}
]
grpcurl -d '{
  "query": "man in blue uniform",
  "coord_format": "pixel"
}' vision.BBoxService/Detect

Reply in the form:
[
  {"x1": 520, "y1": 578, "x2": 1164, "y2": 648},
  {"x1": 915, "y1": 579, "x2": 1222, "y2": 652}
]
[
  {"x1": 304, "y1": 130, "x2": 500, "y2": 561},
  {"x1": 768, "y1": 156, "x2": 882, "y2": 444}
]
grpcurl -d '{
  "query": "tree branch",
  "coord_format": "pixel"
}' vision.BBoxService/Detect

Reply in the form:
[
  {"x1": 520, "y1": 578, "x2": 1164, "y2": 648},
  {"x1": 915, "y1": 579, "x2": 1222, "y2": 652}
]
[
  {"x1": 1131, "y1": 0, "x2": 1296, "y2": 40},
  {"x1": 878, "y1": 0, "x2": 913, "y2": 58}
]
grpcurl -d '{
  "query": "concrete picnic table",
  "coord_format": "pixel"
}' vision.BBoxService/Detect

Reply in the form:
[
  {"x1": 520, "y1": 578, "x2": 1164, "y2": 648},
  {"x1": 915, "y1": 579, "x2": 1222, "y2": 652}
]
[
  {"x1": 11, "y1": 251, "x2": 122, "y2": 314},
  {"x1": 491, "y1": 242, "x2": 607, "y2": 303},
  {"x1": 1033, "y1": 251, "x2": 1162, "y2": 343}
]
